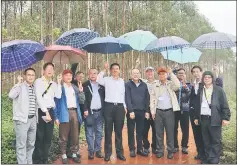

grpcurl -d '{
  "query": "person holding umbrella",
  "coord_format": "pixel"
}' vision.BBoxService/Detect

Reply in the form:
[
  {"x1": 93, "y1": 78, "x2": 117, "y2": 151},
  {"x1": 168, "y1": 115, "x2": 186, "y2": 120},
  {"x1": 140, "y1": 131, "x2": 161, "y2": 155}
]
[
  {"x1": 33, "y1": 62, "x2": 62, "y2": 164},
  {"x1": 97, "y1": 62, "x2": 127, "y2": 162}
]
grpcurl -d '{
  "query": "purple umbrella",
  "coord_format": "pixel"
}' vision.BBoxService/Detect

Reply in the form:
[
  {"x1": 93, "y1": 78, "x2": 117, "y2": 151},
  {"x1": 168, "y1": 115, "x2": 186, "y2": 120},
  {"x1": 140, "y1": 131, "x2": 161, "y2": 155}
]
[{"x1": 1, "y1": 40, "x2": 45, "y2": 72}]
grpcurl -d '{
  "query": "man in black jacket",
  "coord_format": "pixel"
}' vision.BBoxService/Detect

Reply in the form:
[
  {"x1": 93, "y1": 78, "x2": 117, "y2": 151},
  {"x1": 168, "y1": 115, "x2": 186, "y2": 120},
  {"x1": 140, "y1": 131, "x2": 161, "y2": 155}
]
[
  {"x1": 193, "y1": 71, "x2": 230, "y2": 164},
  {"x1": 125, "y1": 69, "x2": 150, "y2": 157},
  {"x1": 83, "y1": 68, "x2": 105, "y2": 160}
]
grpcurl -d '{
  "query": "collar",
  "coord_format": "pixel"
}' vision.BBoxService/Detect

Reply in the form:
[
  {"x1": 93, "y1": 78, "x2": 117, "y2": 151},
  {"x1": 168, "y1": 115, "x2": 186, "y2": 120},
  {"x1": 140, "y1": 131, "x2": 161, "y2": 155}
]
[
  {"x1": 24, "y1": 81, "x2": 34, "y2": 87},
  {"x1": 204, "y1": 84, "x2": 213, "y2": 90},
  {"x1": 63, "y1": 83, "x2": 72, "y2": 88},
  {"x1": 42, "y1": 76, "x2": 53, "y2": 83},
  {"x1": 145, "y1": 79, "x2": 157, "y2": 84},
  {"x1": 90, "y1": 80, "x2": 98, "y2": 86},
  {"x1": 110, "y1": 76, "x2": 120, "y2": 81},
  {"x1": 132, "y1": 79, "x2": 141, "y2": 84},
  {"x1": 193, "y1": 79, "x2": 201, "y2": 85}
]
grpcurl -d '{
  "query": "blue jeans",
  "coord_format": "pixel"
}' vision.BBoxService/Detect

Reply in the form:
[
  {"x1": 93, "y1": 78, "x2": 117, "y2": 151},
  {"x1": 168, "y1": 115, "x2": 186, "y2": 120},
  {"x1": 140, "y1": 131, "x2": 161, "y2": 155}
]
[{"x1": 85, "y1": 111, "x2": 103, "y2": 154}]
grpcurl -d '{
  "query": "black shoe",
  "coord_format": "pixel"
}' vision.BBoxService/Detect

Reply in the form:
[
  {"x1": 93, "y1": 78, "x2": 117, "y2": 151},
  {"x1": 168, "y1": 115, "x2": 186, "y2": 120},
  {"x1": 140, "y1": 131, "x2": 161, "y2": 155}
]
[
  {"x1": 117, "y1": 155, "x2": 126, "y2": 161},
  {"x1": 130, "y1": 150, "x2": 136, "y2": 157},
  {"x1": 42, "y1": 159, "x2": 48, "y2": 164},
  {"x1": 96, "y1": 151, "x2": 104, "y2": 158},
  {"x1": 201, "y1": 159, "x2": 209, "y2": 164},
  {"x1": 173, "y1": 148, "x2": 179, "y2": 153},
  {"x1": 182, "y1": 147, "x2": 188, "y2": 154},
  {"x1": 137, "y1": 150, "x2": 148, "y2": 157},
  {"x1": 72, "y1": 157, "x2": 81, "y2": 163},
  {"x1": 167, "y1": 152, "x2": 174, "y2": 159},
  {"x1": 104, "y1": 155, "x2": 110, "y2": 161},
  {"x1": 88, "y1": 153, "x2": 94, "y2": 160},
  {"x1": 194, "y1": 154, "x2": 201, "y2": 160},
  {"x1": 144, "y1": 148, "x2": 150, "y2": 155},
  {"x1": 152, "y1": 148, "x2": 158, "y2": 154},
  {"x1": 62, "y1": 158, "x2": 68, "y2": 164},
  {"x1": 156, "y1": 152, "x2": 164, "y2": 158},
  {"x1": 77, "y1": 153, "x2": 81, "y2": 158}
]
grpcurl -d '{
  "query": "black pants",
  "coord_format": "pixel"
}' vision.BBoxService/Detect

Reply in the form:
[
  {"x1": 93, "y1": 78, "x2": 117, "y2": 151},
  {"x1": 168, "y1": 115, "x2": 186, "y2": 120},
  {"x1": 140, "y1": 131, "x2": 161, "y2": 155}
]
[
  {"x1": 33, "y1": 109, "x2": 54, "y2": 163},
  {"x1": 143, "y1": 112, "x2": 156, "y2": 150},
  {"x1": 174, "y1": 111, "x2": 189, "y2": 148},
  {"x1": 103, "y1": 102, "x2": 125, "y2": 156},
  {"x1": 190, "y1": 114, "x2": 205, "y2": 156},
  {"x1": 201, "y1": 116, "x2": 222, "y2": 164},
  {"x1": 127, "y1": 110, "x2": 145, "y2": 151}
]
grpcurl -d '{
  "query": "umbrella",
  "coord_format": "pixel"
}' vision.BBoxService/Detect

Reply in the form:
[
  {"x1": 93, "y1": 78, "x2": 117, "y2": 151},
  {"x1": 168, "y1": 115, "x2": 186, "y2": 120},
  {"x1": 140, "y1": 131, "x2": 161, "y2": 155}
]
[
  {"x1": 161, "y1": 47, "x2": 202, "y2": 64},
  {"x1": 55, "y1": 28, "x2": 100, "y2": 49},
  {"x1": 191, "y1": 32, "x2": 236, "y2": 62},
  {"x1": 119, "y1": 30, "x2": 157, "y2": 51},
  {"x1": 82, "y1": 36, "x2": 133, "y2": 54},
  {"x1": 44, "y1": 45, "x2": 86, "y2": 64},
  {"x1": 145, "y1": 36, "x2": 190, "y2": 65},
  {"x1": 1, "y1": 40, "x2": 45, "y2": 72}
]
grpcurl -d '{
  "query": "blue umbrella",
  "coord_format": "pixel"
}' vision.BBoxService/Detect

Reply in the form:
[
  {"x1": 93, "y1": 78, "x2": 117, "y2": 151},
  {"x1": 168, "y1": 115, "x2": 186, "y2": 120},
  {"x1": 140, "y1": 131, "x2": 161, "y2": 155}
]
[
  {"x1": 55, "y1": 28, "x2": 100, "y2": 49},
  {"x1": 191, "y1": 32, "x2": 236, "y2": 62},
  {"x1": 82, "y1": 36, "x2": 133, "y2": 54},
  {"x1": 1, "y1": 40, "x2": 45, "y2": 72},
  {"x1": 161, "y1": 47, "x2": 202, "y2": 64}
]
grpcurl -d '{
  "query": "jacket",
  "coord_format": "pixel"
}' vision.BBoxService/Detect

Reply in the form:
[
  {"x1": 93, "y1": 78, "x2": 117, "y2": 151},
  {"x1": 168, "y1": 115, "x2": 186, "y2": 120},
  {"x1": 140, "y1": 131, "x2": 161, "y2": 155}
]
[
  {"x1": 83, "y1": 80, "x2": 105, "y2": 114},
  {"x1": 175, "y1": 82, "x2": 192, "y2": 112},
  {"x1": 193, "y1": 84, "x2": 231, "y2": 126},
  {"x1": 125, "y1": 79, "x2": 150, "y2": 113},
  {"x1": 150, "y1": 73, "x2": 180, "y2": 115},
  {"x1": 54, "y1": 84, "x2": 83, "y2": 124},
  {"x1": 8, "y1": 82, "x2": 38, "y2": 123}
]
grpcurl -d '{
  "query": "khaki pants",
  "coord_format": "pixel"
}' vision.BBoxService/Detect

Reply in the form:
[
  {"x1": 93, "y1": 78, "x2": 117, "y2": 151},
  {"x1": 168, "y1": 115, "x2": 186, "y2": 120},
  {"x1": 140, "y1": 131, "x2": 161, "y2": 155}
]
[{"x1": 59, "y1": 110, "x2": 79, "y2": 155}]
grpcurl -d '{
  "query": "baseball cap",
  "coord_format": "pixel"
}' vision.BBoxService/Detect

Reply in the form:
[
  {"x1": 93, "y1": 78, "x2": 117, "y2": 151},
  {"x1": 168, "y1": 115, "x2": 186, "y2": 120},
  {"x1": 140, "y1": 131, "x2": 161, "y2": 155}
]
[
  {"x1": 157, "y1": 67, "x2": 167, "y2": 74},
  {"x1": 62, "y1": 69, "x2": 73, "y2": 75},
  {"x1": 145, "y1": 66, "x2": 155, "y2": 72}
]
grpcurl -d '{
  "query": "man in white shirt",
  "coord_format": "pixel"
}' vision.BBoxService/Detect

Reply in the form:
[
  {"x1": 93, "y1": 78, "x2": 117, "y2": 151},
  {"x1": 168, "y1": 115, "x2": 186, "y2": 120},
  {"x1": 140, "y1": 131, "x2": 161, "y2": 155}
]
[
  {"x1": 33, "y1": 62, "x2": 62, "y2": 164},
  {"x1": 97, "y1": 63, "x2": 127, "y2": 162}
]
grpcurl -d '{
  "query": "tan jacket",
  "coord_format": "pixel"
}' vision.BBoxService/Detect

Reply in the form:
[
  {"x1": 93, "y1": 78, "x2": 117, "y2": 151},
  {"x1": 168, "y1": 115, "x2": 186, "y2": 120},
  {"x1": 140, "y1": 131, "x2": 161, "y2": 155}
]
[{"x1": 150, "y1": 73, "x2": 180, "y2": 115}]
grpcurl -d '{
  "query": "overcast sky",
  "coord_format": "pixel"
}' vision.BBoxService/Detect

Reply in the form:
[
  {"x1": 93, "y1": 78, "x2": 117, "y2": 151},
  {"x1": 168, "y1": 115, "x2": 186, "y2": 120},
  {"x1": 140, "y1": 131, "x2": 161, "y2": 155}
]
[{"x1": 194, "y1": 1, "x2": 236, "y2": 52}]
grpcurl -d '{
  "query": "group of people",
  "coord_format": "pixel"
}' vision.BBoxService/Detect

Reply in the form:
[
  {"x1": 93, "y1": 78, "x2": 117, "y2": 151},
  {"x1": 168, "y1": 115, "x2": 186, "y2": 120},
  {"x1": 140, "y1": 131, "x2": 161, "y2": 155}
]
[{"x1": 9, "y1": 61, "x2": 231, "y2": 164}]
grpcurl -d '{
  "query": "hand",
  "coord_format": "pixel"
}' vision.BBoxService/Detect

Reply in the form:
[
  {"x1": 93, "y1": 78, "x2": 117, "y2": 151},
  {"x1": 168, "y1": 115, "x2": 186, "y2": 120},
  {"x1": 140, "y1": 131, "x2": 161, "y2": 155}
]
[
  {"x1": 130, "y1": 112, "x2": 135, "y2": 119},
  {"x1": 17, "y1": 75, "x2": 23, "y2": 84},
  {"x1": 167, "y1": 67, "x2": 172, "y2": 73},
  {"x1": 57, "y1": 74, "x2": 62, "y2": 84},
  {"x1": 104, "y1": 62, "x2": 109, "y2": 71},
  {"x1": 55, "y1": 119, "x2": 60, "y2": 126},
  {"x1": 45, "y1": 112, "x2": 52, "y2": 122},
  {"x1": 222, "y1": 120, "x2": 229, "y2": 126},
  {"x1": 124, "y1": 108, "x2": 127, "y2": 115},
  {"x1": 152, "y1": 114, "x2": 155, "y2": 120},
  {"x1": 145, "y1": 112, "x2": 150, "y2": 119},
  {"x1": 194, "y1": 119, "x2": 199, "y2": 125},
  {"x1": 84, "y1": 111, "x2": 89, "y2": 118}
]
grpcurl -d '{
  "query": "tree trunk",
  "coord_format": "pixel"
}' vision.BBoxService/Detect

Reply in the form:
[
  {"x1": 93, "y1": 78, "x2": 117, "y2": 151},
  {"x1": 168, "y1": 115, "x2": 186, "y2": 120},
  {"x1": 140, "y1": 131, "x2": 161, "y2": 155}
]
[
  {"x1": 51, "y1": 0, "x2": 54, "y2": 44},
  {"x1": 4, "y1": 1, "x2": 7, "y2": 28},
  {"x1": 40, "y1": 1, "x2": 43, "y2": 44},
  {"x1": 67, "y1": 1, "x2": 71, "y2": 30},
  {"x1": 87, "y1": 1, "x2": 91, "y2": 70},
  {"x1": 122, "y1": 0, "x2": 125, "y2": 78}
]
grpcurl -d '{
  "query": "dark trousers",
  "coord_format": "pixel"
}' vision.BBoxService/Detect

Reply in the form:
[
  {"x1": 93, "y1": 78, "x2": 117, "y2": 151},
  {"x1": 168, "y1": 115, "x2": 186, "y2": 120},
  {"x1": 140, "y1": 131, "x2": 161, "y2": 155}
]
[
  {"x1": 201, "y1": 116, "x2": 222, "y2": 164},
  {"x1": 33, "y1": 109, "x2": 54, "y2": 163},
  {"x1": 174, "y1": 111, "x2": 189, "y2": 148},
  {"x1": 155, "y1": 109, "x2": 175, "y2": 153},
  {"x1": 103, "y1": 102, "x2": 125, "y2": 156},
  {"x1": 59, "y1": 110, "x2": 79, "y2": 155},
  {"x1": 190, "y1": 114, "x2": 205, "y2": 156},
  {"x1": 126, "y1": 110, "x2": 145, "y2": 151},
  {"x1": 143, "y1": 112, "x2": 156, "y2": 150}
]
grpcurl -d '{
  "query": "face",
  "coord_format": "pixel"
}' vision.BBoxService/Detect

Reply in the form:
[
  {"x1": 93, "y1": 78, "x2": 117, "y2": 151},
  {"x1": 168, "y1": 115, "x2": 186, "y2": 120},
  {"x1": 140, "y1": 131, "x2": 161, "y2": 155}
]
[
  {"x1": 192, "y1": 68, "x2": 202, "y2": 80},
  {"x1": 25, "y1": 70, "x2": 36, "y2": 84},
  {"x1": 76, "y1": 73, "x2": 84, "y2": 82},
  {"x1": 63, "y1": 73, "x2": 73, "y2": 83},
  {"x1": 203, "y1": 75, "x2": 213, "y2": 86},
  {"x1": 43, "y1": 65, "x2": 54, "y2": 78},
  {"x1": 131, "y1": 69, "x2": 140, "y2": 81},
  {"x1": 110, "y1": 65, "x2": 120, "y2": 77},
  {"x1": 158, "y1": 72, "x2": 168, "y2": 81},
  {"x1": 89, "y1": 69, "x2": 98, "y2": 81},
  {"x1": 145, "y1": 70, "x2": 154, "y2": 79},
  {"x1": 177, "y1": 69, "x2": 186, "y2": 81}
]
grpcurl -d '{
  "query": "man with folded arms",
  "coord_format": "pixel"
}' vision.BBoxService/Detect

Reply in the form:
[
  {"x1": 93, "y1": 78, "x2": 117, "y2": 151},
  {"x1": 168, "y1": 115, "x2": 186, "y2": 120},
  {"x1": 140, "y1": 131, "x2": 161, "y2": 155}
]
[
  {"x1": 54, "y1": 69, "x2": 83, "y2": 164},
  {"x1": 150, "y1": 67, "x2": 180, "y2": 159},
  {"x1": 97, "y1": 62, "x2": 127, "y2": 162},
  {"x1": 83, "y1": 68, "x2": 105, "y2": 160},
  {"x1": 9, "y1": 68, "x2": 37, "y2": 164},
  {"x1": 33, "y1": 62, "x2": 62, "y2": 164},
  {"x1": 125, "y1": 69, "x2": 150, "y2": 157}
]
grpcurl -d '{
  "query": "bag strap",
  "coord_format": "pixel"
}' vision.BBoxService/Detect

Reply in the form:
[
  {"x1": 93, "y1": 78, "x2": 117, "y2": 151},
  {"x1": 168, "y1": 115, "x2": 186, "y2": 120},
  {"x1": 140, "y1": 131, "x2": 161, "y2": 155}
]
[
  {"x1": 203, "y1": 88, "x2": 212, "y2": 106},
  {"x1": 42, "y1": 83, "x2": 53, "y2": 97}
]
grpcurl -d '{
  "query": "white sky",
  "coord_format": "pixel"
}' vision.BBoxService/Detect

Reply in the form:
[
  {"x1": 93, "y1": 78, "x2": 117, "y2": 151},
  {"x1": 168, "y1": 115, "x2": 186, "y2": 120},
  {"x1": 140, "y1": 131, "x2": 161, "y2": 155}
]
[{"x1": 194, "y1": 1, "x2": 236, "y2": 52}]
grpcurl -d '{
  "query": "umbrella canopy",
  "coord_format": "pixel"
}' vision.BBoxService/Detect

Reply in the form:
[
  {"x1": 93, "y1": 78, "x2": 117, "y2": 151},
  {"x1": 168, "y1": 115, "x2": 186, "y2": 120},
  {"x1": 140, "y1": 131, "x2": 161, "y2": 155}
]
[
  {"x1": 119, "y1": 30, "x2": 157, "y2": 51},
  {"x1": 191, "y1": 32, "x2": 236, "y2": 49},
  {"x1": 44, "y1": 45, "x2": 86, "y2": 64},
  {"x1": 83, "y1": 36, "x2": 133, "y2": 54},
  {"x1": 55, "y1": 28, "x2": 100, "y2": 49},
  {"x1": 1, "y1": 40, "x2": 45, "y2": 72},
  {"x1": 144, "y1": 36, "x2": 190, "y2": 53},
  {"x1": 161, "y1": 47, "x2": 202, "y2": 64}
]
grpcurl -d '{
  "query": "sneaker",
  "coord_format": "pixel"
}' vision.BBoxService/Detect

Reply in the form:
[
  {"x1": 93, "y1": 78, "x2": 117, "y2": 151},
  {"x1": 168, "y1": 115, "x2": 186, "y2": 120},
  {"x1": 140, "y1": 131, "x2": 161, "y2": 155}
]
[
  {"x1": 72, "y1": 156, "x2": 81, "y2": 163},
  {"x1": 167, "y1": 152, "x2": 174, "y2": 159},
  {"x1": 62, "y1": 158, "x2": 68, "y2": 164},
  {"x1": 144, "y1": 148, "x2": 150, "y2": 155},
  {"x1": 182, "y1": 147, "x2": 188, "y2": 154},
  {"x1": 156, "y1": 152, "x2": 164, "y2": 158},
  {"x1": 173, "y1": 148, "x2": 179, "y2": 153},
  {"x1": 130, "y1": 150, "x2": 136, "y2": 157}
]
